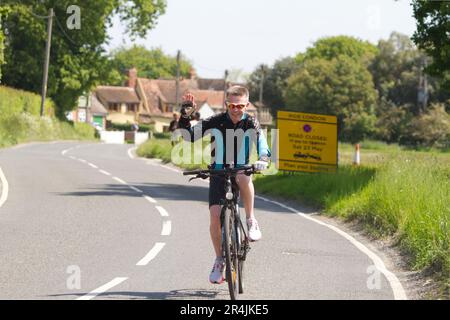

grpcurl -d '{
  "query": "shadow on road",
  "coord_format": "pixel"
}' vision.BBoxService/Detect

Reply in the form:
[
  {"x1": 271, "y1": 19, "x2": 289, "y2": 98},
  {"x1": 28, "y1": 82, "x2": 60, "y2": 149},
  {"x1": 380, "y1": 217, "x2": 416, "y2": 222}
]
[
  {"x1": 48, "y1": 288, "x2": 224, "y2": 300},
  {"x1": 56, "y1": 182, "x2": 312, "y2": 215}
]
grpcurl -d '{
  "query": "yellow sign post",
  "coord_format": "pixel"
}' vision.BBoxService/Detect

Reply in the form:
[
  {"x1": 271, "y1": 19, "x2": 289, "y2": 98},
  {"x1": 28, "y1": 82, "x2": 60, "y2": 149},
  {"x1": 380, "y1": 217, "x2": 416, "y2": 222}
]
[{"x1": 277, "y1": 111, "x2": 338, "y2": 173}]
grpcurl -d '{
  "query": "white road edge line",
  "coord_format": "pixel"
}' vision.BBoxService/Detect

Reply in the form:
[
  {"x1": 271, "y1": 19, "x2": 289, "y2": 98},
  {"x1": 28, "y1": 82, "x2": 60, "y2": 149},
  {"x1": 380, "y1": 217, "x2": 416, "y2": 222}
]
[
  {"x1": 127, "y1": 147, "x2": 137, "y2": 159},
  {"x1": 160, "y1": 164, "x2": 181, "y2": 173},
  {"x1": 69, "y1": 156, "x2": 77, "y2": 160},
  {"x1": 112, "y1": 177, "x2": 127, "y2": 184},
  {"x1": 144, "y1": 195, "x2": 157, "y2": 204},
  {"x1": 78, "y1": 159, "x2": 87, "y2": 163},
  {"x1": 155, "y1": 206, "x2": 169, "y2": 217},
  {"x1": 136, "y1": 243, "x2": 166, "y2": 266},
  {"x1": 62, "y1": 146, "x2": 77, "y2": 156},
  {"x1": 76, "y1": 277, "x2": 128, "y2": 300},
  {"x1": 0, "y1": 167, "x2": 9, "y2": 209},
  {"x1": 255, "y1": 195, "x2": 407, "y2": 300},
  {"x1": 161, "y1": 220, "x2": 172, "y2": 236},
  {"x1": 99, "y1": 170, "x2": 111, "y2": 176}
]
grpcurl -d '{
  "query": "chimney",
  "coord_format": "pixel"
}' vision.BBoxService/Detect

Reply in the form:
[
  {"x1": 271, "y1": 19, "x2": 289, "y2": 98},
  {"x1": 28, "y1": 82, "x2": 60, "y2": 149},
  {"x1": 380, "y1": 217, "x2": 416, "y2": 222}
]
[
  {"x1": 189, "y1": 67, "x2": 197, "y2": 80},
  {"x1": 127, "y1": 67, "x2": 137, "y2": 88}
]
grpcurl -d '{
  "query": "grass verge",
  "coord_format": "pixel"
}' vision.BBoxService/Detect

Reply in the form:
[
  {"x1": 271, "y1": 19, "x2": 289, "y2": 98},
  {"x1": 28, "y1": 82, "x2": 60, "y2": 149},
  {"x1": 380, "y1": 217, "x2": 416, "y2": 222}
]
[
  {"x1": 137, "y1": 135, "x2": 450, "y2": 297},
  {"x1": 0, "y1": 86, "x2": 97, "y2": 148}
]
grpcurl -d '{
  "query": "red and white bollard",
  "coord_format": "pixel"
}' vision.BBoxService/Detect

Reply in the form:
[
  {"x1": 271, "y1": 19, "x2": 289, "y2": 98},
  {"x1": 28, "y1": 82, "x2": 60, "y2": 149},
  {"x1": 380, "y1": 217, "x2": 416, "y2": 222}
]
[{"x1": 353, "y1": 143, "x2": 361, "y2": 165}]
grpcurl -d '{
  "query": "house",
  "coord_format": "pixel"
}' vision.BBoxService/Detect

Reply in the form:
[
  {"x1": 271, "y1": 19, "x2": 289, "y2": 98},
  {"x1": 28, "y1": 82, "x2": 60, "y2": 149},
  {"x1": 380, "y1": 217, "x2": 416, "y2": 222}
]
[
  {"x1": 66, "y1": 93, "x2": 108, "y2": 129},
  {"x1": 91, "y1": 67, "x2": 272, "y2": 132},
  {"x1": 89, "y1": 94, "x2": 108, "y2": 129}
]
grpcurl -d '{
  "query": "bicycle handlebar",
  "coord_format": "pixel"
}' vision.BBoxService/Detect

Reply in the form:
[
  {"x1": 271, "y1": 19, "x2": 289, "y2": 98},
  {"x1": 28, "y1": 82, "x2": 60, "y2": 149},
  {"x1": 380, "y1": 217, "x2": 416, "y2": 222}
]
[{"x1": 182, "y1": 165, "x2": 255, "y2": 177}]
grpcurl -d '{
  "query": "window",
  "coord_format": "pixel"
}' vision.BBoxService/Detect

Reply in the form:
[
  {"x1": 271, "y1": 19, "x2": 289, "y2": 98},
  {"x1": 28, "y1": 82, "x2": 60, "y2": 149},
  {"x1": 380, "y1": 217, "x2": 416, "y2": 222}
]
[
  {"x1": 129, "y1": 103, "x2": 140, "y2": 113},
  {"x1": 109, "y1": 103, "x2": 119, "y2": 111}
]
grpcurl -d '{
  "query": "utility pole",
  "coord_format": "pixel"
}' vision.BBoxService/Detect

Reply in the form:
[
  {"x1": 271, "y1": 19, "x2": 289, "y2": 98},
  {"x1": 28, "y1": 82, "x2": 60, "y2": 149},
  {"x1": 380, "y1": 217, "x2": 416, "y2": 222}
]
[
  {"x1": 223, "y1": 69, "x2": 229, "y2": 111},
  {"x1": 259, "y1": 65, "x2": 265, "y2": 105},
  {"x1": 40, "y1": 8, "x2": 53, "y2": 117},
  {"x1": 417, "y1": 56, "x2": 428, "y2": 114},
  {"x1": 175, "y1": 50, "x2": 180, "y2": 111}
]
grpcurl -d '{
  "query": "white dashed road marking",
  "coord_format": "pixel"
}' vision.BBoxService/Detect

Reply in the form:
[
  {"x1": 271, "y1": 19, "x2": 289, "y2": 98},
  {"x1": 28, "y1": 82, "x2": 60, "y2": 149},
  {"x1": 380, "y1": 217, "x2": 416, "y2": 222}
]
[
  {"x1": 136, "y1": 243, "x2": 166, "y2": 266},
  {"x1": 155, "y1": 206, "x2": 169, "y2": 217},
  {"x1": 99, "y1": 170, "x2": 111, "y2": 176},
  {"x1": 63, "y1": 144, "x2": 173, "y2": 299},
  {"x1": 128, "y1": 186, "x2": 143, "y2": 193},
  {"x1": 112, "y1": 177, "x2": 127, "y2": 185},
  {"x1": 144, "y1": 195, "x2": 157, "y2": 204},
  {"x1": 161, "y1": 220, "x2": 172, "y2": 236},
  {"x1": 76, "y1": 277, "x2": 128, "y2": 300},
  {"x1": 88, "y1": 163, "x2": 98, "y2": 169}
]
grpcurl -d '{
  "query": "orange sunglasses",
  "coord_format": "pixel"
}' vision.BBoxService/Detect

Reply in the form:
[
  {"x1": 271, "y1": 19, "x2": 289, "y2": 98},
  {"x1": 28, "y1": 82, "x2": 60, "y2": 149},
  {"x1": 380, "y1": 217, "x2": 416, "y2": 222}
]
[{"x1": 226, "y1": 102, "x2": 248, "y2": 109}]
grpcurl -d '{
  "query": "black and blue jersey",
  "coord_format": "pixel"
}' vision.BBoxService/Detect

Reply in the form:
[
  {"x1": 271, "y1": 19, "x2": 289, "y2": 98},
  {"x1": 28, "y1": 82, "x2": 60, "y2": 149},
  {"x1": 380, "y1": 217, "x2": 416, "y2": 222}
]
[{"x1": 178, "y1": 112, "x2": 271, "y2": 169}]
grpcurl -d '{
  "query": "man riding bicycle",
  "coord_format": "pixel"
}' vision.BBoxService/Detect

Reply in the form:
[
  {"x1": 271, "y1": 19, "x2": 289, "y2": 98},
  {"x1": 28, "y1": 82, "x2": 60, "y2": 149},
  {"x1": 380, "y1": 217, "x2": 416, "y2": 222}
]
[{"x1": 177, "y1": 85, "x2": 271, "y2": 284}]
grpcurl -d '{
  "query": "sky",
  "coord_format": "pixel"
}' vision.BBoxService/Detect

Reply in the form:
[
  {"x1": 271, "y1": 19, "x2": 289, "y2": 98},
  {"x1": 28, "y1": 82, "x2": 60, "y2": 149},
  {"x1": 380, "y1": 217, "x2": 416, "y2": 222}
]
[{"x1": 105, "y1": 0, "x2": 418, "y2": 80}]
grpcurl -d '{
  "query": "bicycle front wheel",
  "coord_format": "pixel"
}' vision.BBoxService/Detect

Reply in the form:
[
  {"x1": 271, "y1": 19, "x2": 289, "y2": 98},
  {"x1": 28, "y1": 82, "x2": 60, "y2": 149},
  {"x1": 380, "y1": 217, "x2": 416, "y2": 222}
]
[{"x1": 223, "y1": 206, "x2": 239, "y2": 300}]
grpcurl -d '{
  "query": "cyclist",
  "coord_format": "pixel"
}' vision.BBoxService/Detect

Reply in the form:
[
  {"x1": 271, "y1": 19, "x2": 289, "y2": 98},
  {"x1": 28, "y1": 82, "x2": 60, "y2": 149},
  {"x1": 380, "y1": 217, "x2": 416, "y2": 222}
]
[{"x1": 177, "y1": 85, "x2": 271, "y2": 284}]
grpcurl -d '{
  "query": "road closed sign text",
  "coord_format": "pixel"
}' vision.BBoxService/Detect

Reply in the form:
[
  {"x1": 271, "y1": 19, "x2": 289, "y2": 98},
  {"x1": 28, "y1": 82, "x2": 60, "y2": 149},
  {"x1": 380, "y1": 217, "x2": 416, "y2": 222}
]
[{"x1": 277, "y1": 111, "x2": 337, "y2": 173}]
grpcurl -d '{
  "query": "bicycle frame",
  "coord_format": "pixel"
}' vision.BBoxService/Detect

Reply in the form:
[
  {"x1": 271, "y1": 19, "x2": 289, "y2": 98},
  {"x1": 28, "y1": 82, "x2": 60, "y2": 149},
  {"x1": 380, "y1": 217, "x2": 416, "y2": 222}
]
[{"x1": 183, "y1": 165, "x2": 256, "y2": 299}]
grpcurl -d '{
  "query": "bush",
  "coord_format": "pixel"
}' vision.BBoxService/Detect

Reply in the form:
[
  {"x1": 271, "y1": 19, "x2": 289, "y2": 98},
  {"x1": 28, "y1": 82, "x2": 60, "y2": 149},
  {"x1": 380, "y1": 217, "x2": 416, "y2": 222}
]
[
  {"x1": 400, "y1": 104, "x2": 450, "y2": 149},
  {"x1": 107, "y1": 122, "x2": 153, "y2": 132},
  {"x1": 375, "y1": 99, "x2": 413, "y2": 143},
  {"x1": 0, "y1": 86, "x2": 96, "y2": 147},
  {"x1": 0, "y1": 28, "x2": 4, "y2": 80}
]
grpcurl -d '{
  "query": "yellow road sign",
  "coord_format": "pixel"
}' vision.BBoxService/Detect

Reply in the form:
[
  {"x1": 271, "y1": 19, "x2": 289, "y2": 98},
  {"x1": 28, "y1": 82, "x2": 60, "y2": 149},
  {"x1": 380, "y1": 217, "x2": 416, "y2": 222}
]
[{"x1": 277, "y1": 111, "x2": 338, "y2": 173}]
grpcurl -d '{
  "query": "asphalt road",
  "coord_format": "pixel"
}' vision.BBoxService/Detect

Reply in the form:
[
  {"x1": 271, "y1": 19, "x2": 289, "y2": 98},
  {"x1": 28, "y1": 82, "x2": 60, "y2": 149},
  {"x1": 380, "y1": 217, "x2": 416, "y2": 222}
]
[{"x1": 0, "y1": 141, "x2": 405, "y2": 300}]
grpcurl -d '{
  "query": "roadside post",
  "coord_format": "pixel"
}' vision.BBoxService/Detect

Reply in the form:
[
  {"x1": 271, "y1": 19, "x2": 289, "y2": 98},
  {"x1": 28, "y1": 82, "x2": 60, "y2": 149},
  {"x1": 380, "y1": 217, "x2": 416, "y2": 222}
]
[{"x1": 353, "y1": 143, "x2": 361, "y2": 165}]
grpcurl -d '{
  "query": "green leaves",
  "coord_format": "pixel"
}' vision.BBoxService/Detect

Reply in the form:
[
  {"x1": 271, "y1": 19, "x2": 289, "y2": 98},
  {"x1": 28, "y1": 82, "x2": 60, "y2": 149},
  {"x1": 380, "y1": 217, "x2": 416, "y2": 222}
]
[
  {"x1": 247, "y1": 57, "x2": 299, "y2": 116},
  {"x1": 0, "y1": 27, "x2": 4, "y2": 81},
  {"x1": 412, "y1": 0, "x2": 450, "y2": 91},
  {"x1": 297, "y1": 35, "x2": 378, "y2": 67},
  {"x1": 108, "y1": 45, "x2": 193, "y2": 85},
  {"x1": 0, "y1": 0, "x2": 166, "y2": 117},
  {"x1": 284, "y1": 37, "x2": 378, "y2": 143}
]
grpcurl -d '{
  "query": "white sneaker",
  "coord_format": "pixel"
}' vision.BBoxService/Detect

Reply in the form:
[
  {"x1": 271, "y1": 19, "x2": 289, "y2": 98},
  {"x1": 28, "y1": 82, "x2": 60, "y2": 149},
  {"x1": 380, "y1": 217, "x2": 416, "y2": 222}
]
[
  {"x1": 247, "y1": 217, "x2": 262, "y2": 241},
  {"x1": 209, "y1": 257, "x2": 225, "y2": 284}
]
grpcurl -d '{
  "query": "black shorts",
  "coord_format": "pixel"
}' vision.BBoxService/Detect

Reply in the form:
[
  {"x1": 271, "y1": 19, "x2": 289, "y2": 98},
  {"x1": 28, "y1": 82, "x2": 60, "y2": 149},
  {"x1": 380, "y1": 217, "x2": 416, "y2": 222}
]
[
  {"x1": 209, "y1": 173, "x2": 248, "y2": 207},
  {"x1": 209, "y1": 175, "x2": 228, "y2": 207}
]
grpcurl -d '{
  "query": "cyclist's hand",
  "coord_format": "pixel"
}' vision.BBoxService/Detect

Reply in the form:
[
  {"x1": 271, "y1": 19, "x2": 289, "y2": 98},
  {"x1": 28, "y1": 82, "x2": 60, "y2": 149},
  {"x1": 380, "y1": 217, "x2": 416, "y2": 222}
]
[
  {"x1": 180, "y1": 92, "x2": 197, "y2": 119},
  {"x1": 254, "y1": 160, "x2": 268, "y2": 171}
]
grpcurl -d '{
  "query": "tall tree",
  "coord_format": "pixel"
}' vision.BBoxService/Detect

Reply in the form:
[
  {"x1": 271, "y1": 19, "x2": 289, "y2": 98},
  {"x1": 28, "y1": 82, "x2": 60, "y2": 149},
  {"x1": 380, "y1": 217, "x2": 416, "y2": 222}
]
[
  {"x1": 284, "y1": 56, "x2": 378, "y2": 143},
  {"x1": 247, "y1": 57, "x2": 299, "y2": 116},
  {"x1": 109, "y1": 45, "x2": 193, "y2": 85},
  {"x1": 370, "y1": 32, "x2": 449, "y2": 114},
  {"x1": 0, "y1": 0, "x2": 166, "y2": 118},
  {"x1": 296, "y1": 35, "x2": 378, "y2": 66},
  {"x1": 412, "y1": 0, "x2": 450, "y2": 91},
  {"x1": 0, "y1": 25, "x2": 4, "y2": 81},
  {"x1": 285, "y1": 36, "x2": 379, "y2": 143}
]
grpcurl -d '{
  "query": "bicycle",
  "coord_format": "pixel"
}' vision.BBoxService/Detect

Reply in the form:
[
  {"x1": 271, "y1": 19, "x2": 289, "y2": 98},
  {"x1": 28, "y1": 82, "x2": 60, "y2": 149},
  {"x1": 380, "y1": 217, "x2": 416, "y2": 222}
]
[{"x1": 183, "y1": 164, "x2": 258, "y2": 300}]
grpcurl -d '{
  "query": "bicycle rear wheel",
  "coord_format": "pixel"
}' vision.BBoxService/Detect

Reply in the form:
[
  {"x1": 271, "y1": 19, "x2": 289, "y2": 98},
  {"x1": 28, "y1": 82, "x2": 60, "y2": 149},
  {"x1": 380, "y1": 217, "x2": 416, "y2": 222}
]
[{"x1": 223, "y1": 207, "x2": 239, "y2": 300}]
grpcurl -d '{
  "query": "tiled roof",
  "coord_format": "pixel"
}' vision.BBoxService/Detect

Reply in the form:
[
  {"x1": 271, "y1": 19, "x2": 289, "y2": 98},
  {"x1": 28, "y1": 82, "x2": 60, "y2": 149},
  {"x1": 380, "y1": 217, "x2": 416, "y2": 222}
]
[
  {"x1": 197, "y1": 78, "x2": 226, "y2": 91},
  {"x1": 189, "y1": 89, "x2": 224, "y2": 108},
  {"x1": 95, "y1": 86, "x2": 140, "y2": 104},
  {"x1": 90, "y1": 94, "x2": 108, "y2": 115}
]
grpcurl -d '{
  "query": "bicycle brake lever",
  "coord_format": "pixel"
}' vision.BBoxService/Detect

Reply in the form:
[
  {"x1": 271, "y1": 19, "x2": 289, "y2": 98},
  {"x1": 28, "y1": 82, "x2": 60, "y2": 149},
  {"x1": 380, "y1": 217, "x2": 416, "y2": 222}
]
[
  {"x1": 244, "y1": 169, "x2": 255, "y2": 176},
  {"x1": 189, "y1": 173, "x2": 209, "y2": 182}
]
